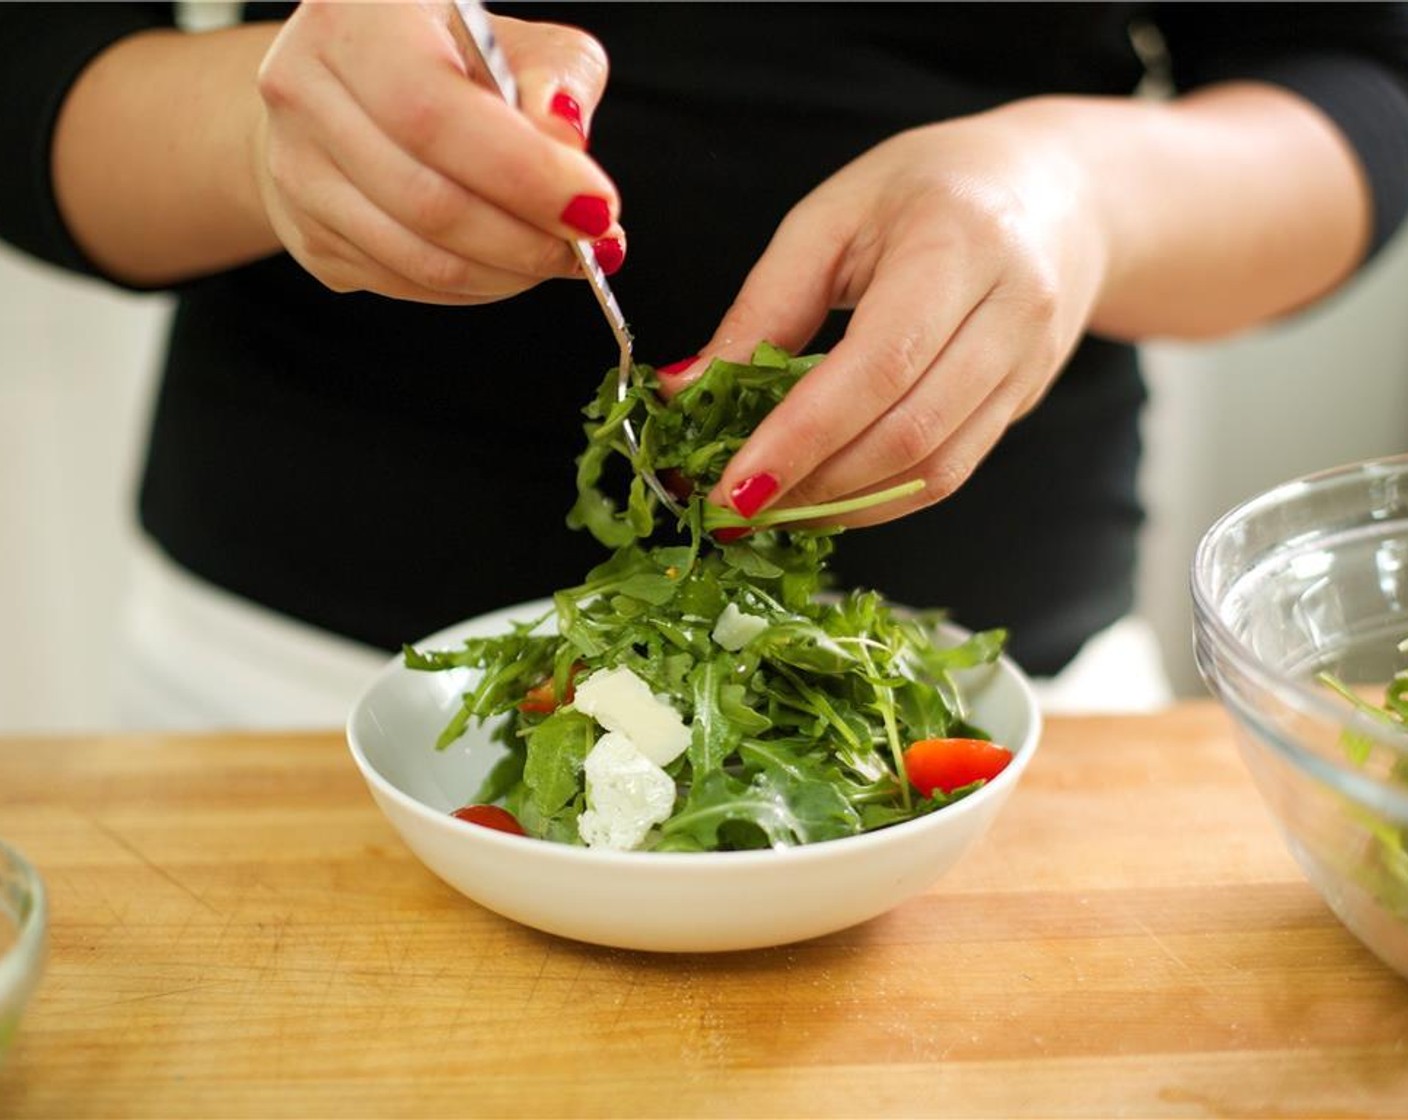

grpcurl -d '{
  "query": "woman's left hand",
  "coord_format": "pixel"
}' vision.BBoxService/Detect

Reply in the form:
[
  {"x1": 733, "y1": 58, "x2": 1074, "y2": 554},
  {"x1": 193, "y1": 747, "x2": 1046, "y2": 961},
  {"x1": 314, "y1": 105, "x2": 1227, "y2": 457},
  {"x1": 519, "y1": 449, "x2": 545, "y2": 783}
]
[{"x1": 665, "y1": 106, "x2": 1112, "y2": 528}]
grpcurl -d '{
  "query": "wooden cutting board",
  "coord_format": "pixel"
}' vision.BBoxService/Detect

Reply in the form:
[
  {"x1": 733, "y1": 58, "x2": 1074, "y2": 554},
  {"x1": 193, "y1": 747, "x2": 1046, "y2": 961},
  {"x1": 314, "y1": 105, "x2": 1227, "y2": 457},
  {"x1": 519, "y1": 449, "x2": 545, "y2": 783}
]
[{"x1": 1, "y1": 702, "x2": 1406, "y2": 1118}]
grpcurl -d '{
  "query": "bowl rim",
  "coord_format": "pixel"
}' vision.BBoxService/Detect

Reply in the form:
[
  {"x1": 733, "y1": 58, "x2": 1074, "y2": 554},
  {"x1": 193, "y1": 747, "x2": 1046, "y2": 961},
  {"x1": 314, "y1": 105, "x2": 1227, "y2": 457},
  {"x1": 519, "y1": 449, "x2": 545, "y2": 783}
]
[
  {"x1": 0, "y1": 837, "x2": 47, "y2": 1011},
  {"x1": 1191, "y1": 452, "x2": 1408, "y2": 794},
  {"x1": 346, "y1": 600, "x2": 1043, "y2": 866}
]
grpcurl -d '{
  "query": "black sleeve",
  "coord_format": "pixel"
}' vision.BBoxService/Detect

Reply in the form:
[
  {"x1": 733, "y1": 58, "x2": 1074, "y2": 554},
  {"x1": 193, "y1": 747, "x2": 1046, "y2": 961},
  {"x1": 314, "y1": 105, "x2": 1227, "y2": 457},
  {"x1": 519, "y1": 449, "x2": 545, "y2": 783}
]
[
  {"x1": 1153, "y1": 2, "x2": 1408, "y2": 260},
  {"x1": 0, "y1": 2, "x2": 176, "y2": 280}
]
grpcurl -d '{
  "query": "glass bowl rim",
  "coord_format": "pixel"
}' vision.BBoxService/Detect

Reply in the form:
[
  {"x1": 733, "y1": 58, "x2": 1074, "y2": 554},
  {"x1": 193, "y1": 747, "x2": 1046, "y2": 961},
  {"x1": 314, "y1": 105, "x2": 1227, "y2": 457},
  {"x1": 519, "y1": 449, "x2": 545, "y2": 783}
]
[
  {"x1": 1191, "y1": 452, "x2": 1408, "y2": 785},
  {"x1": 0, "y1": 837, "x2": 47, "y2": 1006}
]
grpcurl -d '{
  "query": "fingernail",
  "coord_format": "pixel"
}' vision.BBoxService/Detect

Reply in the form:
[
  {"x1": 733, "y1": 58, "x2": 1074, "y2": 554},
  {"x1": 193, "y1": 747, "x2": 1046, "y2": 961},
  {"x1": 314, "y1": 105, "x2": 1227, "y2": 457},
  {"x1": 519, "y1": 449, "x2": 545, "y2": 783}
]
[
  {"x1": 713, "y1": 526, "x2": 753, "y2": 544},
  {"x1": 549, "y1": 90, "x2": 585, "y2": 139},
  {"x1": 730, "y1": 472, "x2": 779, "y2": 519},
  {"x1": 657, "y1": 356, "x2": 699, "y2": 377},
  {"x1": 561, "y1": 195, "x2": 611, "y2": 237},
  {"x1": 591, "y1": 236, "x2": 624, "y2": 276}
]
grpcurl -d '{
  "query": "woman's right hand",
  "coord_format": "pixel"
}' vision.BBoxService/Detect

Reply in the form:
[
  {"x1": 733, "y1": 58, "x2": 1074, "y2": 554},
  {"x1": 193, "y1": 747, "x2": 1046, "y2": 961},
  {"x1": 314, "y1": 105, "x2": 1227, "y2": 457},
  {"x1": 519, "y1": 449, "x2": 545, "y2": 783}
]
[{"x1": 253, "y1": 0, "x2": 622, "y2": 304}]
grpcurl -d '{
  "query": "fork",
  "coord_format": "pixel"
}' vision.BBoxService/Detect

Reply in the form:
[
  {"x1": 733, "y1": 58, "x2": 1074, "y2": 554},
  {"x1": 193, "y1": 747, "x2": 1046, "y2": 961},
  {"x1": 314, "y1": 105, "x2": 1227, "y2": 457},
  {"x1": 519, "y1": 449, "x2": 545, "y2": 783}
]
[{"x1": 450, "y1": 0, "x2": 686, "y2": 519}]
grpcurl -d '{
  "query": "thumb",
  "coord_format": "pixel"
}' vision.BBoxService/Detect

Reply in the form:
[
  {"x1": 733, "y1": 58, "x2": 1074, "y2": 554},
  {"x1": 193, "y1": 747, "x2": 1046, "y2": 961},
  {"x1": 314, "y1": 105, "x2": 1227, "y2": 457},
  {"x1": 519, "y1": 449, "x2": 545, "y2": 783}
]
[
  {"x1": 656, "y1": 204, "x2": 839, "y2": 396},
  {"x1": 493, "y1": 15, "x2": 609, "y2": 149}
]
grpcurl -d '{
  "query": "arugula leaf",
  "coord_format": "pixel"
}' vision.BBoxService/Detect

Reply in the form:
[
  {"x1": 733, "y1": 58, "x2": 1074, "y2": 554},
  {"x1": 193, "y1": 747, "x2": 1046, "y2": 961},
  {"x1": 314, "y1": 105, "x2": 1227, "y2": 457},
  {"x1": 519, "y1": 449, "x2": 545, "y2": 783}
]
[
  {"x1": 687, "y1": 656, "x2": 742, "y2": 777},
  {"x1": 752, "y1": 620, "x2": 856, "y2": 675},
  {"x1": 523, "y1": 710, "x2": 596, "y2": 818},
  {"x1": 1317, "y1": 667, "x2": 1408, "y2": 917},
  {"x1": 473, "y1": 747, "x2": 526, "y2": 806},
  {"x1": 660, "y1": 768, "x2": 860, "y2": 849}
]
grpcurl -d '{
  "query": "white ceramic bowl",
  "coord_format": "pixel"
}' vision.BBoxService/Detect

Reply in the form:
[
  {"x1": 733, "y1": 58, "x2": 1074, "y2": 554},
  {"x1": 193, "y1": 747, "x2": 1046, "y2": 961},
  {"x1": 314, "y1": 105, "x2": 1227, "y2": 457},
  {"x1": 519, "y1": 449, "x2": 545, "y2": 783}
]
[{"x1": 347, "y1": 599, "x2": 1042, "y2": 952}]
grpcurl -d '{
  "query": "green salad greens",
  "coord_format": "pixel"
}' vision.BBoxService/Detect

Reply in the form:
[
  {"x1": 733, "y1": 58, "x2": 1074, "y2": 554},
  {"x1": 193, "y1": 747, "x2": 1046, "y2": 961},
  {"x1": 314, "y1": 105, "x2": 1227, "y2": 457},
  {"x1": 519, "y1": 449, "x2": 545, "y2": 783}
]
[
  {"x1": 1318, "y1": 659, "x2": 1408, "y2": 917},
  {"x1": 405, "y1": 342, "x2": 1008, "y2": 852}
]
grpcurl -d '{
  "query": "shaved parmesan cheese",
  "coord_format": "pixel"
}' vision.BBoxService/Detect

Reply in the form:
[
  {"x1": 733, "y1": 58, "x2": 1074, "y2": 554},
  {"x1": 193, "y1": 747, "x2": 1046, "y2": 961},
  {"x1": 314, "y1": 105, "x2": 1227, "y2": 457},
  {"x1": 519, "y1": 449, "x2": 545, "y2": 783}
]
[
  {"x1": 573, "y1": 665, "x2": 690, "y2": 766},
  {"x1": 711, "y1": 602, "x2": 770, "y2": 651},
  {"x1": 577, "y1": 732, "x2": 676, "y2": 851}
]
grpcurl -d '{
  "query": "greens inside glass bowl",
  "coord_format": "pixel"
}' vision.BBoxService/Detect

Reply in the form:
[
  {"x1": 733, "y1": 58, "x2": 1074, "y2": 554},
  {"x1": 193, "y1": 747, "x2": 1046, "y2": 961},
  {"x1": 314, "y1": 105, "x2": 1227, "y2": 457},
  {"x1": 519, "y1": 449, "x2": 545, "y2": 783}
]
[{"x1": 1315, "y1": 657, "x2": 1408, "y2": 919}]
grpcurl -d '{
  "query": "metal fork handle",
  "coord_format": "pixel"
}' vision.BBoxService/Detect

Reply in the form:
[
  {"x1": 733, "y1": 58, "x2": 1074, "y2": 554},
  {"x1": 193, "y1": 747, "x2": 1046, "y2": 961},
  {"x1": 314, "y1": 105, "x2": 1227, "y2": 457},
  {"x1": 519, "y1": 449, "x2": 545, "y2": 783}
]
[
  {"x1": 449, "y1": 2, "x2": 631, "y2": 366},
  {"x1": 450, "y1": 1, "x2": 683, "y2": 517}
]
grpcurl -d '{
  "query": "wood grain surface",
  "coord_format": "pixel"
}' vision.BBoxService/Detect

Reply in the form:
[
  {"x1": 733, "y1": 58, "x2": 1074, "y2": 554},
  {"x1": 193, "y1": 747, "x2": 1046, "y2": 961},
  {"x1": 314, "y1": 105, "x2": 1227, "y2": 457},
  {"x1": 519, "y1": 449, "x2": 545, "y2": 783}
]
[{"x1": 1, "y1": 702, "x2": 1406, "y2": 1118}]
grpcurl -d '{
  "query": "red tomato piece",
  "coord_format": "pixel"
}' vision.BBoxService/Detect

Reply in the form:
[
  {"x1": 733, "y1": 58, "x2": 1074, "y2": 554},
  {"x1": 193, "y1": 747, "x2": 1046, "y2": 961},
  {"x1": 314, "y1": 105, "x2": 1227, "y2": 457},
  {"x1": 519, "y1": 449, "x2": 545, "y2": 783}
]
[
  {"x1": 903, "y1": 738, "x2": 1013, "y2": 797},
  {"x1": 658, "y1": 467, "x2": 696, "y2": 503},
  {"x1": 450, "y1": 804, "x2": 527, "y2": 835},
  {"x1": 517, "y1": 680, "x2": 560, "y2": 714},
  {"x1": 517, "y1": 661, "x2": 585, "y2": 714}
]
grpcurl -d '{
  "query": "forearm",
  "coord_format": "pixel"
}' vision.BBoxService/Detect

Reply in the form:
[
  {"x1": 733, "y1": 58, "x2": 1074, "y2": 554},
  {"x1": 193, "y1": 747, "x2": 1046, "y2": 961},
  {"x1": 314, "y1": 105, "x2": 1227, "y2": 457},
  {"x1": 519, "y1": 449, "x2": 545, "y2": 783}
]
[
  {"x1": 52, "y1": 23, "x2": 281, "y2": 286},
  {"x1": 1004, "y1": 85, "x2": 1371, "y2": 342}
]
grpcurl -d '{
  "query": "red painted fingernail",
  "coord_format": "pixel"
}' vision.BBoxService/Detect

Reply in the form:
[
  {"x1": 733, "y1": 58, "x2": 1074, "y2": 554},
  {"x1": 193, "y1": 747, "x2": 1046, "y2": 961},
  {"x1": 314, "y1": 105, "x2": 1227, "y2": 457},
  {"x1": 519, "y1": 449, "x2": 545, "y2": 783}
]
[
  {"x1": 730, "y1": 472, "x2": 779, "y2": 519},
  {"x1": 713, "y1": 526, "x2": 753, "y2": 544},
  {"x1": 549, "y1": 90, "x2": 585, "y2": 139},
  {"x1": 657, "y1": 356, "x2": 699, "y2": 377},
  {"x1": 561, "y1": 194, "x2": 611, "y2": 237},
  {"x1": 591, "y1": 236, "x2": 624, "y2": 276}
]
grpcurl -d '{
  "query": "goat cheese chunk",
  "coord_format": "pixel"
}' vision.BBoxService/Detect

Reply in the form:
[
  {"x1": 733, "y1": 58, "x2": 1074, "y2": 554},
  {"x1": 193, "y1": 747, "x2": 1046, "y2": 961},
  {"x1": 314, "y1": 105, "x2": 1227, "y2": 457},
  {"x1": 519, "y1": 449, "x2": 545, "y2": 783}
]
[
  {"x1": 711, "y1": 602, "x2": 770, "y2": 652},
  {"x1": 572, "y1": 665, "x2": 690, "y2": 766},
  {"x1": 577, "y1": 732, "x2": 677, "y2": 851}
]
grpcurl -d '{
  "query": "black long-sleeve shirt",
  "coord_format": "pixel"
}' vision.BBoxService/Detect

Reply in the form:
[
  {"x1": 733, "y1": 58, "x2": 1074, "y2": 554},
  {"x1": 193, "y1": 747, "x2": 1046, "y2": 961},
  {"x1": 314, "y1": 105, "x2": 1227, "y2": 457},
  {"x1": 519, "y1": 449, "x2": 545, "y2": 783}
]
[{"x1": 4, "y1": 3, "x2": 1408, "y2": 673}]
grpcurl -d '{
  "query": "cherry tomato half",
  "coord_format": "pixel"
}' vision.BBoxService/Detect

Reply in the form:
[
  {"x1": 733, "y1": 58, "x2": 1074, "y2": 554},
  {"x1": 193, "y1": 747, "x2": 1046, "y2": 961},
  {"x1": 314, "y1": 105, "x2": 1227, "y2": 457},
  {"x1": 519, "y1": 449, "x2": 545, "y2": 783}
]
[
  {"x1": 903, "y1": 738, "x2": 1013, "y2": 797},
  {"x1": 450, "y1": 804, "x2": 527, "y2": 835},
  {"x1": 517, "y1": 662, "x2": 585, "y2": 714}
]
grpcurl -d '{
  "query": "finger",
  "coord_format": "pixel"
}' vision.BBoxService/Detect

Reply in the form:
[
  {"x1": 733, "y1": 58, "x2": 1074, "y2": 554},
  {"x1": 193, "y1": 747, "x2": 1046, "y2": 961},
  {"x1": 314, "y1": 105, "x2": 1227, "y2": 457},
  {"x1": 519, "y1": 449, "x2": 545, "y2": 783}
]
[
  {"x1": 769, "y1": 299, "x2": 1021, "y2": 510},
  {"x1": 657, "y1": 199, "x2": 844, "y2": 394},
  {"x1": 294, "y1": 213, "x2": 509, "y2": 306},
  {"x1": 313, "y1": 3, "x2": 622, "y2": 241},
  {"x1": 708, "y1": 246, "x2": 999, "y2": 515},
  {"x1": 275, "y1": 146, "x2": 546, "y2": 301},
  {"x1": 780, "y1": 379, "x2": 1029, "y2": 531},
  {"x1": 280, "y1": 57, "x2": 583, "y2": 280},
  {"x1": 495, "y1": 16, "x2": 610, "y2": 149}
]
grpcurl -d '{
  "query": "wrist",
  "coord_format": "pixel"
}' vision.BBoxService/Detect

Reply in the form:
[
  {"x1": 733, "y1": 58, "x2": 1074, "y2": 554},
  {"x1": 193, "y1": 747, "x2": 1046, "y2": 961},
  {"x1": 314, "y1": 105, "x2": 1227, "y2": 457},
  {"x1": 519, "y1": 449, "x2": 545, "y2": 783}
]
[
  {"x1": 223, "y1": 24, "x2": 284, "y2": 257},
  {"x1": 241, "y1": 87, "x2": 279, "y2": 249}
]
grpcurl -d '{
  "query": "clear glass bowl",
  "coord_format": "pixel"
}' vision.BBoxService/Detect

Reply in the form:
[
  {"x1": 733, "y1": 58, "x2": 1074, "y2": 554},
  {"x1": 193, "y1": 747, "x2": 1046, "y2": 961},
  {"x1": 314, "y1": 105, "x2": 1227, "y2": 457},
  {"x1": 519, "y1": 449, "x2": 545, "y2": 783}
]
[
  {"x1": 0, "y1": 839, "x2": 46, "y2": 1060},
  {"x1": 1193, "y1": 454, "x2": 1408, "y2": 979}
]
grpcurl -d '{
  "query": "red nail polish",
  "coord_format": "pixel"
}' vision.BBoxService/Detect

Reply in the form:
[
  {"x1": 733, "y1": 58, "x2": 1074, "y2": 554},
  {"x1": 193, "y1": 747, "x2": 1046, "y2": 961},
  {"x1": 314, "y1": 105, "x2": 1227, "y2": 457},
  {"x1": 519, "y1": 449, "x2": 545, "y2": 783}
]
[
  {"x1": 591, "y1": 236, "x2": 624, "y2": 276},
  {"x1": 657, "y1": 356, "x2": 699, "y2": 377},
  {"x1": 549, "y1": 90, "x2": 585, "y2": 139},
  {"x1": 730, "y1": 472, "x2": 779, "y2": 519},
  {"x1": 561, "y1": 195, "x2": 611, "y2": 238},
  {"x1": 713, "y1": 526, "x2": 753, "y2": 544}
]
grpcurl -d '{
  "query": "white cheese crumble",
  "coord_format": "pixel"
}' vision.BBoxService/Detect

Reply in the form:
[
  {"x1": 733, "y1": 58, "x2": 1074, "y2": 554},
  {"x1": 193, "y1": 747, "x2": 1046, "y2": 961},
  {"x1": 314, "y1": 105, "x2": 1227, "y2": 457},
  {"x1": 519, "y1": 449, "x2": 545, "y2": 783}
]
[
  {"x1": 711, "y1": 602, "x2": 770, "y2": 652},
  {"x1": 577, "y1": 732, "x2": 677, "y2": 851},
  {"x1": 572, "y1": 665, "x2": 690, "y2": 766}
]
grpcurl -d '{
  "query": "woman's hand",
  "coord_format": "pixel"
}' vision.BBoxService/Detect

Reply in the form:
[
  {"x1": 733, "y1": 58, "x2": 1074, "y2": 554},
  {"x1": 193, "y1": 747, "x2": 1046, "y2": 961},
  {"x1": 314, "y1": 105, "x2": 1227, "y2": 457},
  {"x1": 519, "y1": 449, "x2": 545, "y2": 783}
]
[
  {"x1": 254, "y1": 0, "x2": 623, "y2": 304},
  {"x1": 673, "y1": 85, "x2": 1366, "y2": 529},
  {"x1": 666, "y1": 107, "x2": 1110, "y2": 528}
]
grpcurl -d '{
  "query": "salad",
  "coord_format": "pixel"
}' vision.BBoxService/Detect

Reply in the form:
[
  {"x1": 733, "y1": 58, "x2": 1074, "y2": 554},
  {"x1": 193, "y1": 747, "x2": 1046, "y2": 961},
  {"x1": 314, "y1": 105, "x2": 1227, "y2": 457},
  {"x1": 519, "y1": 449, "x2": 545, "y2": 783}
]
[{"x1": 405, "y1": 342, "x2": 1013, "y2": 852}]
